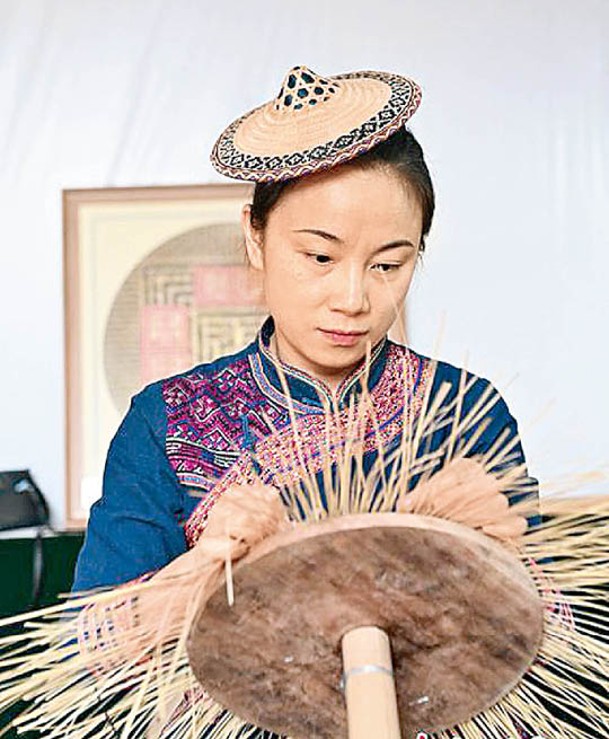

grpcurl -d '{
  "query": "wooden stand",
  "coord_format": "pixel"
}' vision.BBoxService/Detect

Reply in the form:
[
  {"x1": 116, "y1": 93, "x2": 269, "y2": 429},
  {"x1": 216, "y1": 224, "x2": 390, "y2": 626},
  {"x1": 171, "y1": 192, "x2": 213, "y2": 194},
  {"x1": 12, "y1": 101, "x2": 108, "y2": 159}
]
[
  {"x1": 188, "y1": 513, "x2": 543, "y2": 738},
  {"x1": 342, "y1": 626, "x2": 401, "y2": 739}
]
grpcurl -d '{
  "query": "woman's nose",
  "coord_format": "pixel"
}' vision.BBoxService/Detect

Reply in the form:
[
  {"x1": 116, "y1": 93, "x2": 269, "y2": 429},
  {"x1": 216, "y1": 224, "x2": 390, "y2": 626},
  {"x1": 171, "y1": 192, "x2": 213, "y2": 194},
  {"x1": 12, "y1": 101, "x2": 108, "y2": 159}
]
[{"x1": 329, "y1": 265, "x2": 370, "y2": 315}]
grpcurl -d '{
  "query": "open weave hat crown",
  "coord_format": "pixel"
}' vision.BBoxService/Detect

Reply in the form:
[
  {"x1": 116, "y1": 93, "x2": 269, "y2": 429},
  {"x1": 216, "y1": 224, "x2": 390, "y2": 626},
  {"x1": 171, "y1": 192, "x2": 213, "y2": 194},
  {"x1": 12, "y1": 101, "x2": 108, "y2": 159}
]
[{"x1": 210, "y1": 65, "x2": 422, "y2": 182}]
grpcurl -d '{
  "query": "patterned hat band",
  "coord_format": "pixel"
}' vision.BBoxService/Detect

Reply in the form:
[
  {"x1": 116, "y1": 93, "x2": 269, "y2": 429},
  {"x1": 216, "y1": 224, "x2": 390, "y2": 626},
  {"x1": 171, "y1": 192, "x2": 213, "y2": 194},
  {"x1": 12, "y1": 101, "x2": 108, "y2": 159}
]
[{"x1": 211, "y1": 65, "x2": 422, "y2": 182}]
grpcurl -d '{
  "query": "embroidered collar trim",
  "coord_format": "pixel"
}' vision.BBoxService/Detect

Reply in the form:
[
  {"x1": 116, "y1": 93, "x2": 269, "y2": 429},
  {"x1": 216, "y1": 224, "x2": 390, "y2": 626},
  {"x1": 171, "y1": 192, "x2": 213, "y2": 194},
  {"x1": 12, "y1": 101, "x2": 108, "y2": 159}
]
[{"x1": 251, "y1": 317, "x2": 389, "y2": 411}]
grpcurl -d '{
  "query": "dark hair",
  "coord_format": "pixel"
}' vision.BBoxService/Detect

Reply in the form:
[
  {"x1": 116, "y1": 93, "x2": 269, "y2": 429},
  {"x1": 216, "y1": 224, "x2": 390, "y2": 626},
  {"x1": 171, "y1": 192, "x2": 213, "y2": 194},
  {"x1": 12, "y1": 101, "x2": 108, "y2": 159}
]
[{"x1": 249, "y1": 127, "x2": 435, "y2": 252}]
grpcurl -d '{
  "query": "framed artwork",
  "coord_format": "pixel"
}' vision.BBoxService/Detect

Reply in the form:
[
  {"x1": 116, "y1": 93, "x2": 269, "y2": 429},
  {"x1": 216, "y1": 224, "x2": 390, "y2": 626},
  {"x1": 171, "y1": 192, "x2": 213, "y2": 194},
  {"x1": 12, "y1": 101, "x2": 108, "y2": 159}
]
[{"x1": 63, "y1": 184, "x2": 264, "y2": 528}]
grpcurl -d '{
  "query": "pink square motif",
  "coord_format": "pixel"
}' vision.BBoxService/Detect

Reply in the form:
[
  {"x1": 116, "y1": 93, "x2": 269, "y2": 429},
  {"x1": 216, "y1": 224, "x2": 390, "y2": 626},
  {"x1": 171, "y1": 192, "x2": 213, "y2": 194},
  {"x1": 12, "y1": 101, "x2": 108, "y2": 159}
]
[
  {"x1": 140, "y1": 305, "x2": 192, "y2": 386},
  {"x1": 193, "y1": 265, "x2": 262, "y2": 307}
]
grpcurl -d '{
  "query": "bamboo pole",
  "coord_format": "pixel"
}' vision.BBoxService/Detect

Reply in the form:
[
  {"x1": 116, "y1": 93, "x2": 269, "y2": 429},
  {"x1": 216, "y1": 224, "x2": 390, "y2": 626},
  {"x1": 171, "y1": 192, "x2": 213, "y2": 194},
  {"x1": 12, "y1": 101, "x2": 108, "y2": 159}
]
[{"x1": 341, "y1": 626, "x2": 402, "y2": 739}]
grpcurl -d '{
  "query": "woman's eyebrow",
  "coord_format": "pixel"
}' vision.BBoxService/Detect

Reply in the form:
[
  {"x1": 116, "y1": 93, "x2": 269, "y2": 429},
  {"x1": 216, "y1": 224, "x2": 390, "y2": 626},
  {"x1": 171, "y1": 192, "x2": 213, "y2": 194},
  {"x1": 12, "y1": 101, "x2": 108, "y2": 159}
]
[
  {"x1": 293, "y1": 228, "x2": 415, "y2": 251},
  {"x1": 376, "y1": 240, "x2": 416, "y2": 253},
  {"x1": 293, "y1": 228, "x2": 341, "y2": 242}
]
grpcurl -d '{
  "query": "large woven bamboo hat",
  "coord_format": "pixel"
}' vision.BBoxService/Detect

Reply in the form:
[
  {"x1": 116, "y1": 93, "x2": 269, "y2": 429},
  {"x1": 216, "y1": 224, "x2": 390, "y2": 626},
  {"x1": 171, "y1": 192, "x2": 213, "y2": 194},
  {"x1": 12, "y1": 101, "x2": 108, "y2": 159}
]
[{"x1": 210, "y1": 65, "x2": 422, "y2": 182}]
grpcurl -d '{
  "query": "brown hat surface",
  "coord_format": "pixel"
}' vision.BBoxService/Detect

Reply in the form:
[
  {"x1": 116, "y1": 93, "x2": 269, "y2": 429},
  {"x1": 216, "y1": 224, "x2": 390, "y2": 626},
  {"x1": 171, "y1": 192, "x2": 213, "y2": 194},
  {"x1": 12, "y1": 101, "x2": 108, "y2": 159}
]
[{"x1": 211, "y1": 65, "x2": 422, "y2": 182}]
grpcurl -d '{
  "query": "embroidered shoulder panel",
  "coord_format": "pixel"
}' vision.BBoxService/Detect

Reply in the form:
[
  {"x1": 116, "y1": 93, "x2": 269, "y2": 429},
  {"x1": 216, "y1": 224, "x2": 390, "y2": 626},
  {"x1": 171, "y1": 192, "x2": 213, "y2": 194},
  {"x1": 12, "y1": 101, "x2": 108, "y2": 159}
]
[{"x1": 162, "y1": 354, "x2": 290, "y2": 493}]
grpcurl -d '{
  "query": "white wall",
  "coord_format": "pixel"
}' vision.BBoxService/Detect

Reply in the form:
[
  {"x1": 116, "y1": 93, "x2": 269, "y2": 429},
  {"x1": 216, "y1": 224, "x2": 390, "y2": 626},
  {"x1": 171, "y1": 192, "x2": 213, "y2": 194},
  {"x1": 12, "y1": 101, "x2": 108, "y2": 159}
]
[{"x1": 1, "y1": 0, "x2": 607, "y2": 525}]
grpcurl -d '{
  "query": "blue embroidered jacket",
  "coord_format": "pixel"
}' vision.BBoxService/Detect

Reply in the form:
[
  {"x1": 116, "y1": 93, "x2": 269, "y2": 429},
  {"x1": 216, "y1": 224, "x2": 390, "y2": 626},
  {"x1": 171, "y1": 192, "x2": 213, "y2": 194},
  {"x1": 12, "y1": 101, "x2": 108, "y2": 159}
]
[{"x1": 73, "y1": 319, "x2": 533, "y2": 592}]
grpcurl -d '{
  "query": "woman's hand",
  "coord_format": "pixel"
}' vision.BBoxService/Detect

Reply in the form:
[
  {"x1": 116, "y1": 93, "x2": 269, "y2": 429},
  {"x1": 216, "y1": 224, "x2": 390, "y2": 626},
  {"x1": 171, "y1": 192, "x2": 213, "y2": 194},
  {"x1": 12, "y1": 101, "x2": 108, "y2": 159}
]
[
  {"x1": 201, "y1": 482, "x2": 292, "y2": 554},
  {"x1": 140, "y1": 482, "x2": 289, "y2": 638},
  {"x1": 398, "y1": 457, "x2": 528, "y2": 545},
  {"x1": 79, "y1": 483, "x2": 289, "y2": 669}
]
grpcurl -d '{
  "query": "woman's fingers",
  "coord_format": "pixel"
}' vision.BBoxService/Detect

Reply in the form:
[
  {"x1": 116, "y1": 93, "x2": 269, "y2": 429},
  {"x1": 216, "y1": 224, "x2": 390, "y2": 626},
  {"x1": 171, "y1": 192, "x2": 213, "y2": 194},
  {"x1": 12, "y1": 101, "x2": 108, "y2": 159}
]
[
  {"x1": 201, "y1": 482, "x2": 289, "y2": 548},
  {"x1": 397, "y1": 457, "x2": 526, "y2": 544}
]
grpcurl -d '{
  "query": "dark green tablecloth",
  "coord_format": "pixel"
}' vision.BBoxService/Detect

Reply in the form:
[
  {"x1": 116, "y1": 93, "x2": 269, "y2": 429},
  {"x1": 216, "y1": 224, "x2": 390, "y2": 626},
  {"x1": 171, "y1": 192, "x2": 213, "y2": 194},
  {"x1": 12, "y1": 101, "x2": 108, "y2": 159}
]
[{"x1": 0, "y1": 531, "x2": 84, "y2": 737}]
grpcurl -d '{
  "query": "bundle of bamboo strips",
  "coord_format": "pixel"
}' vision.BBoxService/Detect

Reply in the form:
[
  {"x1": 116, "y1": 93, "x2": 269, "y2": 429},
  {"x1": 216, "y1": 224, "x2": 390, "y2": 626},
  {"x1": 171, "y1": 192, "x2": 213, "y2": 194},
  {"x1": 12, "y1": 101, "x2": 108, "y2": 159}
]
[{"x1": 0, "y1": 355, "x2": 607, "y2": 738}]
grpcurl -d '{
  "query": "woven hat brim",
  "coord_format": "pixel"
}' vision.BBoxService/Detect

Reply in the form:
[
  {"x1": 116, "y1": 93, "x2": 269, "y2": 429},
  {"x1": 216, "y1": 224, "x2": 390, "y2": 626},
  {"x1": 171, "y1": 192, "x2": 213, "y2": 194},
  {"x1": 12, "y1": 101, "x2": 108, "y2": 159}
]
[{"x1": 211, "y1": 70, "x2": 422, "y2": 183}]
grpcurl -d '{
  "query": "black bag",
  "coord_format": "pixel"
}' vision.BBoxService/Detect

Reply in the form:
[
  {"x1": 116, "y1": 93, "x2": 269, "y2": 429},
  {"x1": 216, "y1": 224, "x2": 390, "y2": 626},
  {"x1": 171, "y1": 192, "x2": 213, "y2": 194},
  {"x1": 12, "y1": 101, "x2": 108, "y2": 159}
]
[
  {"x1": 0, "y1": 469, "x2": 49, "y2": 531},
  {"x1": 0, "y1": 470, "x2": 51, "y2": 608}
]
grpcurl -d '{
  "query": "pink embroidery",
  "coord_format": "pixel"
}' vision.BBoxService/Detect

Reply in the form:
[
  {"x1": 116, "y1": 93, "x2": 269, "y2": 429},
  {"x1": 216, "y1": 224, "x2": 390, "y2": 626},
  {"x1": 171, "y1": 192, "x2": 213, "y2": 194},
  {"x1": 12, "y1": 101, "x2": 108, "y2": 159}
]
[
  {"x1": 182, "y1": 347, "x2": 431, "y2": 545},
  {"x1": 163, "y1": 353, "x2": 273, "y2": 492}
]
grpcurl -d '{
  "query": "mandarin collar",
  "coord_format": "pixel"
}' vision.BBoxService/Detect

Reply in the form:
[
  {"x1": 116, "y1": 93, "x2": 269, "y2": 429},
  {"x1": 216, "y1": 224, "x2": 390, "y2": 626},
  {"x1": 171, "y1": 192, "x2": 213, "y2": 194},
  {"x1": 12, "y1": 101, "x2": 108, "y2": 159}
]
[{"x1": 251, "y1": 317, "x2": 389, "y2": 412}]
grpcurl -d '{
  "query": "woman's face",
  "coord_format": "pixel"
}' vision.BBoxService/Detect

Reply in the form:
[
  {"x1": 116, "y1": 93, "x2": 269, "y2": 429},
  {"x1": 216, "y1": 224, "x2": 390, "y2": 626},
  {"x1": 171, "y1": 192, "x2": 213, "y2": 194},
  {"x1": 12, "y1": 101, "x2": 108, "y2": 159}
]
[{"x1": 242, "y1": 165, "x2": 423, "y2": 389}]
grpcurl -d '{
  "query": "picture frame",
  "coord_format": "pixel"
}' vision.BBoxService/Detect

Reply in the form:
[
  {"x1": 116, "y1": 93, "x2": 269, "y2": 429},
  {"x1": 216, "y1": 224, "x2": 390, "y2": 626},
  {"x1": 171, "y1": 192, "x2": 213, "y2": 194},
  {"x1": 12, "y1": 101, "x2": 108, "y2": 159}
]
[{"x1": 63, "y1": 184, "x2": 262, "y2": 528}]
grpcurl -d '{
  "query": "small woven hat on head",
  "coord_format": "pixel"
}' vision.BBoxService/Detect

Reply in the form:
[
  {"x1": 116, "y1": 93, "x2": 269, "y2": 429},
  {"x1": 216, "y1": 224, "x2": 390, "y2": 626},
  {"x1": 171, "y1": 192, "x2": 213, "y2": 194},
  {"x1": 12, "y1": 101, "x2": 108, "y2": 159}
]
[{"x1": 211, "y1": 65, "x2": 422, "y2": 182}]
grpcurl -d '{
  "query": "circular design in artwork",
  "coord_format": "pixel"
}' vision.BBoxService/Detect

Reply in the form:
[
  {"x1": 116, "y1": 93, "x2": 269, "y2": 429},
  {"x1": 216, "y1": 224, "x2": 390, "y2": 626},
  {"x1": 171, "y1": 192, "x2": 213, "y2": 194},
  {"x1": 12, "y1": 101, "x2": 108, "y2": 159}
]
[{"x1": 103, "y1": 223, "x2": 266, "y2": 415}]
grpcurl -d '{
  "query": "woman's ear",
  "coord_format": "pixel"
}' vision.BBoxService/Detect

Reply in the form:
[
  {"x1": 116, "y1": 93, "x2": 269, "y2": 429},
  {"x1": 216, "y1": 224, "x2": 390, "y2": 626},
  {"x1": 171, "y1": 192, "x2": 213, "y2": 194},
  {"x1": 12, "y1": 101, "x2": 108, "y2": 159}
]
[{"x1": 241, "y1": 204, "x2": 264, "y2": 271}]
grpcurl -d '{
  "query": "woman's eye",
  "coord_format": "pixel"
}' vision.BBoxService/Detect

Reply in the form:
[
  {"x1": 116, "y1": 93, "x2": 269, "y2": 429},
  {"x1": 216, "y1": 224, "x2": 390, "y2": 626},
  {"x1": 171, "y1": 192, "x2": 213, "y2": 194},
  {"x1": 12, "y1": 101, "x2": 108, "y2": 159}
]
[
  {"x1": 372, "y1": 263, "x2": 400, "y2": 273},
  {"x1": 308, "y1": 253, "x2": 332, "y2": 264}
]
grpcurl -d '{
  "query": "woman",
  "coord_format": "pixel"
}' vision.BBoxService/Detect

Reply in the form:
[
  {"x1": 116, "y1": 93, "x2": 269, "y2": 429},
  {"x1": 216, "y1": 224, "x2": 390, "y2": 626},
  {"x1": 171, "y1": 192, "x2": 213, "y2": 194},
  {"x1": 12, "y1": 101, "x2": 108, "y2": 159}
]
[{"x1": 72, "y1": 66, "x2": 535, "y2": 737}]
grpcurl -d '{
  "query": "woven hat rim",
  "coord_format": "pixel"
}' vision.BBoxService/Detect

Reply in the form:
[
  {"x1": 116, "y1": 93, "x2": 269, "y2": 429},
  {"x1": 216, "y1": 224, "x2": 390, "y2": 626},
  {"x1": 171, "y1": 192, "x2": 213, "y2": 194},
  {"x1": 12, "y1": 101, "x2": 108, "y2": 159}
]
[{"x1": 210, "y1": 68, "x2": 422, "y2": 183}]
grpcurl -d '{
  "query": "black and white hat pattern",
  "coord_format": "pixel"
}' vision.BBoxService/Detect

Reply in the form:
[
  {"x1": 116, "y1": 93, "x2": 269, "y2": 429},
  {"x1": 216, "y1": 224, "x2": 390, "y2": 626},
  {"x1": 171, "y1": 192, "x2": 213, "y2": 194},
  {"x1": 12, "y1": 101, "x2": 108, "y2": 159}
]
[{"x1": 211, "y1": 66, "x2": 422, "y2": 182}]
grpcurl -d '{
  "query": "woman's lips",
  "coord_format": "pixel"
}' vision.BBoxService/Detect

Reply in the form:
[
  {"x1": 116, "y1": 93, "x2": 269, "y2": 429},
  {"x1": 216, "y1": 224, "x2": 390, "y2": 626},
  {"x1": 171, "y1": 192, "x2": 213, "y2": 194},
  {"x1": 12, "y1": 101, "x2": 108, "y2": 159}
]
[{"x1": 318, "y1": 328, "x2": 367, "y2": 347}]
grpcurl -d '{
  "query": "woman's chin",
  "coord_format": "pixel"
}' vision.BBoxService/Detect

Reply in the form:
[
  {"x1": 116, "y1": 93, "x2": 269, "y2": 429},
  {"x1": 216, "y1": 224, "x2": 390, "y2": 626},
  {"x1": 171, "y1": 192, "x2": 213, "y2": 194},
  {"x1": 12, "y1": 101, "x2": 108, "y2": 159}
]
[{"x1": 307, "y1": 347, "x2": 368, "y2": 379}]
